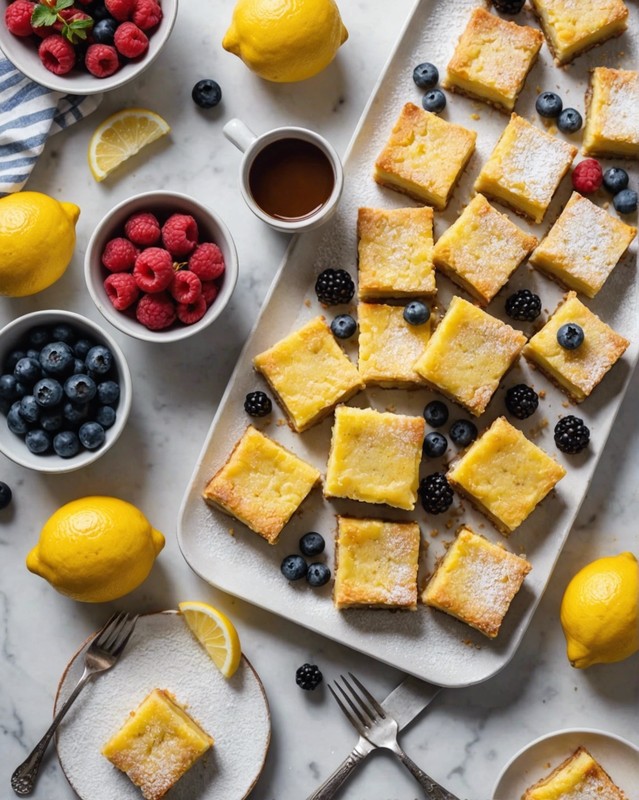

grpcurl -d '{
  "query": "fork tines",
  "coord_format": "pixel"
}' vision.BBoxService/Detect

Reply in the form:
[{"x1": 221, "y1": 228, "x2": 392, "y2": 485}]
[{"x1": 329, "y1": 673, "x2": 386, "y2": 734}]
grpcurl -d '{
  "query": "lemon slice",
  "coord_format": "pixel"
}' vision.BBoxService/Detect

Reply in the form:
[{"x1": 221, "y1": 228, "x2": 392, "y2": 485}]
[
  {"x1": 178, "y1": 601, "x2": 242, "y2": 678},
  {"x1": 88, "y1": 108, "x2": 170, "y2": 182}
]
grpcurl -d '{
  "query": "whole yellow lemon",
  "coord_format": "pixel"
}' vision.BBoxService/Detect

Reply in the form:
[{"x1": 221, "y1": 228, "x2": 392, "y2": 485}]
[
  {"x1": 223, "y1": 0, "x2": 348, "y2": 83},
  {"x1": 0, "y1": 191, "x2": 80, "y2": 297},
  {"x1": 560, "y1": 552, "x2": 639, "y2": 669},
  {"x1": 27, "y1": 497, "x2": 165, "y2": 603}
]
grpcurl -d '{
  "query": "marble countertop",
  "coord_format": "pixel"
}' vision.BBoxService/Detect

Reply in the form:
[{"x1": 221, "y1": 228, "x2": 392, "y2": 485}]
[{"x1": 1, "y1": 1, "x2": 638, "y2": 798}]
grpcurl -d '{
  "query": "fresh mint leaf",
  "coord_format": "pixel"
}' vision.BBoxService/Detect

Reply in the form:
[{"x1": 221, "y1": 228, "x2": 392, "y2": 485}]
[
  {"x1": 63, "y1": 17, "x2": 93, "y2": 42},
  {"x1": 55, "y1": 0, "x2": 75, "y2": 10},
  {"x1": 31, "y1": 4, "x2": 57, "y2": 27}
]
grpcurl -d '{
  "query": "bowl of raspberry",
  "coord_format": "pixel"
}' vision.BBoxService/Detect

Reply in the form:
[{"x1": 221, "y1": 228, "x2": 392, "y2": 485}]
[
  {"x1": 84, "y1": 191, "x2": 239, "y2": 343},
  {"x1": 0, "y1": 0, "x2": 178, "y2": 94}
]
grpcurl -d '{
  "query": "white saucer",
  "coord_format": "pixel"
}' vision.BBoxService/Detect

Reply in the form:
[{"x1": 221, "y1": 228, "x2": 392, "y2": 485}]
[
  {"x1": 492, "y1": 728, "x2": 639, "y2": 799},
  {"x1": 55, "y1": 611, "x2": 270, "y2": 800}
]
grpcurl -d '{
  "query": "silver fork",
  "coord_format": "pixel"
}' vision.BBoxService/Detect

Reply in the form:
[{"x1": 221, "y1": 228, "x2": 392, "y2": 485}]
[
  {"x1": 11, "y1": 611, "x2": 139, "y2": 796},
  {"x1": 329, "y1": 673, "x2": 461, "y2": 800}
]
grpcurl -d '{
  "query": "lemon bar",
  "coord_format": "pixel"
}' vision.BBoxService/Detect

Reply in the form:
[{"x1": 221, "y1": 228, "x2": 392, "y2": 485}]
[
  {"x1": 423, "y1": 526, "x2": 531, "y2": 638},
  {"x1": 474, "y1": 114, "x2": 577, "y2": 223},
  {"x1": 413, "y1": 296, "x2": 526, "y2": 417},
  {"x1": 203, "y1": 426, "x2": 320, "y2": 544},
  {"x1": 102, "y1": 689, "x2": 213, "y2": 800},
  {"x1": 374, "y1": 102, "x2": 477, "y2": 210},
  {"x1": 443, "y1": 7, "x2": 543, "y2": 112},
  {"x1": 334, "y1": 516, "x2": 421, "y2": 610},
  {"x1": 357, "y1": 302, "x2": 430, "y2": 388},
  {"x1": 357, "y1": 206, "x2": 436, "y2": 298},
  {"x1": 583, "y1": 68, "x2": 639, "y2": 159},
  {"x1": 530, "y1": 192, "x2": 636, "y2": 298},
  {"x1": 523, "y1": 291, "x2": 629, "y2": 402},
  {"x1": 253, "y1": 316, "x2": 364, "y2": 432},
  {"x1": 447, "y1": 417, "x2": 566, "y2": 535},
  {"x1": 325, "y1": 405, "x2": 424, "y2": 510},
  {"x1": 530, "y1": 0, "x2": 628, "y2": 65},
  {"x1": 433, "y1": 194, "x2": 538, "y2": 305},
  {"x1": 522, "y1": 746, "x2": 629, "y2": 800}
]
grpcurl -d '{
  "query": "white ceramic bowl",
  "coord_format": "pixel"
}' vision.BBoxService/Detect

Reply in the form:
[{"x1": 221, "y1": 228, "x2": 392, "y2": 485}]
[
  {"x1": 0, "y1": 0, "x2": 178, "y2": 95},
  {"x1": 0, "y1": 310, "x2": 132, "y2": 474},
  {"x1": 84, "y1": 191, "x2": 239, "y2": 343}
]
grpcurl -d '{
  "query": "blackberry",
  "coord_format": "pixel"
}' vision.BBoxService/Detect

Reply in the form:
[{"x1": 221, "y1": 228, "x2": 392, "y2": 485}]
[
  {"x1": 295, "y1": 663, "x2": 323, "y2": 691},
  {"x1": 306, "y1": 563, "x2": 331, "y2": 587},
  {"x1": 299, "y1": 531, "x2": 325, "y2": 557},
  {"x1": 492, "y1": 0, "x2": 525, "y2": 12},
  {"x1": 315, "y1": 269, "x2": 355, "y2": 305},
  {"x1": 413, "y1": 62, "x2": 439, "y2": 90},
  {"x1": 557, "y1": 323, "x2": 584, "y2": 350},
  {"x1": 554, "y1": 415, "x2": 590, "y2": 454},
  {"x1": 0, "y1": 481, "x2": 12, "y2": 509},
  {"x1": 419, "y1": 472, "x2": 454, "y2": 514},
  {"x1": 331, "y1": 314, "x2": 357, "y2": 339},
  {"x1": 422, "y1": 431, "x2": 447, "y2": 458},
  {"x1": 450, "y1": 419, "x2": 477, "y2": 447},
  {"x1": 505, "y1": 384, "x2": 539, "y2": 420},
  {"x1": 422, "y1": 89, "x2": 446, "y2": 113},
  {"x1": 244, "y1": 391, "x2": 272, "y2": 417},
  {"x1": 423, "y1": 400, "x2": 448, "y2": 428},
  {"x1": 505, "y1": 289, "x2": 542, "y2": 322}
]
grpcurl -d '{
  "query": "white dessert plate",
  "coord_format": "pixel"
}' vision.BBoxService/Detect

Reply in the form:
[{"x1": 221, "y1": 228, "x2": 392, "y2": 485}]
[
  {"x1": 492, "y1": 728, "x2": 639, "y2": 799},
  {"x1": 178, "y1": 0, "x2": 638, "y2": 687},
  {"x1": 55, "y1": 611, "x2": 270, "y2": 800}
]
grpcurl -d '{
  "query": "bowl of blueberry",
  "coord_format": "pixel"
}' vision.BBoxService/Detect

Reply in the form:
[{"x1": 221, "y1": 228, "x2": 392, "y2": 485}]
[{"x1": 0, "y1": 310, "x2": 132, "y2": 473}]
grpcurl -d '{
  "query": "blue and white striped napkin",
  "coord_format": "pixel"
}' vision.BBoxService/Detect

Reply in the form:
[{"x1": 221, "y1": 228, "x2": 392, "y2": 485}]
[{"x1": 0, "y1": 55, "x2": 102, "y2": 195}]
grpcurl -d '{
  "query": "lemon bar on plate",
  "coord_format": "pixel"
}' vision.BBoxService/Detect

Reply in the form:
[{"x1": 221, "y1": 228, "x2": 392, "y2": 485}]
[
  {"x1": 357, "y1": 206, "x2": 436, "y2": 298},
  {"x1": 443, "y1": 7, "x2": 543, "y2": 112},
  {"x1": 523, "y1": 291, "x2": 629, "y2": 402},
  {"x1": 413, "y1": 296, "x2": 526, "y2": 417},
  {"x1": 474, "y1": 114, "x2": 577, "y2": 223},
  {"x1": 203, "y1": 426, "x2": 320, "y2": 544},
  {"x1": 334, "y1": 516, "x2": 421, "y2": 610},
  {"x1": 447, "y1": 416, "x2": 566, "y2": 535},
  {"x1": 582, "y1": 67, "x2": 639, "y2": 159},
  {"x1": 530, "y1": 192, "x2": 636, "y2": 298},
  {"x1": 522, "y1": 746, "x2": 629, "y2": 799},
  {"x1": 433, "y1": 194, "x2": 538, "y2": 306},
  {"x1": 423, "y1": 526, "x2": 531, "y2": 638},
  {"x1": 102, "y1": 688, "x2": 213, "y2": 800},
  {"x1": 374, "y1": 102, "x2": 477, "y2": 210}
]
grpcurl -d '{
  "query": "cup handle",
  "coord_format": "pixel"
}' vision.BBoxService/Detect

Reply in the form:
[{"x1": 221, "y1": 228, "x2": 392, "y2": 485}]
[{"x1": 223, "y1": 119, "x2": 258, "y2": 153}]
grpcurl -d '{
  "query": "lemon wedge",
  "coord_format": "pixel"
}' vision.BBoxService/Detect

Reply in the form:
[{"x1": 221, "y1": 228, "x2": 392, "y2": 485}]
[
  {"x1": 178, "y1": 601, "x2": 242, "y2": 678},
  {"x1": 88, "y1": 108, "x2": 170, "y2": 182}
]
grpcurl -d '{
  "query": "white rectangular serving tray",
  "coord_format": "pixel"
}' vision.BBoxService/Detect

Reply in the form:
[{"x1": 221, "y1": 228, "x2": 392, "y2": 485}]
[{"x1": 178, "y1": 0, "x2": 638, "y2": 687}]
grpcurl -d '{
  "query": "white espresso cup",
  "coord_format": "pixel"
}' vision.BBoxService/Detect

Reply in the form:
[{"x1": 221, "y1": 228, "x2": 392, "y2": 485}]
[{"x1": 223, "y1": 118, "x2": 344, "y2": 233}]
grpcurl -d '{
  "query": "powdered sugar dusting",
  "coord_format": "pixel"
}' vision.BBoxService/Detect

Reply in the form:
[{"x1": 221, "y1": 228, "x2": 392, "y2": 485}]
[{"x1": 601, "y1": 76, "x2": 639, "y2": 142}]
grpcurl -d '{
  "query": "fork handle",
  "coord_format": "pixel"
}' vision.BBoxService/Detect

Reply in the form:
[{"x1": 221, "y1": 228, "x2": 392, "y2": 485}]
[
  {"x1": 392, "y1": 745, "x2": 463, "y2": 800},
  {"x1": 305, "y1": 745, "x2": 370, "y2": 800}
]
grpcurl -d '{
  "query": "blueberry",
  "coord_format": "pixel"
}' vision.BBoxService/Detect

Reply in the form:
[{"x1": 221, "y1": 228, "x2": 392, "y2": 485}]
[
  {"x1": 413, "y1": 62, "x2": 439, "y2": 89},
  {"x1": 14, "y1": 357, "x2": 41, "y2": 385},
  {"x1": 602, "y1": 167, "x2": 629, "y2": 195},
  {"x1": 97, "y1": 380, "x2": 120, "y2": 405},
  {"x1": 0, "y1": 482, "x2": 12, "y2": 509},
  {"x1": 403, "y1": 301, "x2": 431, "y2": 325},
  {"x1": 423, "y1": 400, "x2": 449, "y2": 428},
  {"x1": 33, "y1": 378, "x2": 64, "y2": 408},
  {"x1": 19, "y1": 395, "x2": 40, "y2": 423},
  {"x1": 557, "y1": 108, "x2": 582, "y2": 133},
  {"x1": 53, "y1": 430, "x2": 80, "y2": 458},
  {"x1": 306, "y1": 563, "x2": 331, "y2": 587},
  {"x1": 422, "y1": 88, "x2": 446, "y2": 113},
  {"x1": 39, "y1": 342, "x2": 75, "y2": 376},
  {"x1": 613, "y1": 189, "x2": 637, "y2": 215},
  {"x1": 88, "y1": 1, "x2": 112, "y2": 20},
  {"x1": 7, "y1": 402, "x2": 29, "y2": 435},
  {"x1": 92, "y1": 17, "x2": 118, "y2": 44},
  {"x1": 64, "y1": 374, "x2": 97, "y2": 404},
  {"x1": 25, "y1": 349, "x2": 40, "y2": 361},
  {"x1": 557, "y1": 322, "x2": 584, "y2": 350},
  {"x1": 25, "y1": 429, "x2": 50, "y2": 454},
  {"x1": 281, "y1": 554, "x2": 307, "y2": 581},
  {"x1": 78, "y1": 421, "x2": 105, "y2": 450},
  {"x1": 51, "y1": 324, "x2": 75, "y2": 344},
  {"x1": 330, "y1": 314, "x2": 357, "y2": 339},
  {"x1": 423, "y1": 431, "x2": 447, "y2": 458},
  {"x1": 28, "y1": 327, "x2": 50, "y2": 348},
  {"x1": 0, "y1": 374, "x2": 20, "y2": 402},
  {"x1": 535, "y1": 91, "x2": 562, "y2": 118},
  {"x1": 192, "y1": 79, "x2": 222, "y2": 109},
  {"x1": 72, "y1": 358, "x2": 87, "y2": 375},
  {"x1": 40, "y1": 409, "x2": 63, "y2": 432},
  {"x1": 450, "y1": 419, "x2": 478, "y2": 447},
  {"x1": 85, "y1": 345, "x2": 113, "y2": 376},
  {"x1": 96, "y1": 405, "x2": 116, "y2": 429},
  {"x1": 73, "y1": 339, "x2": 92, "y2": 359},
  {"x1": 299, "y1": 532, "x2": 325, "y2": 557},
  {"x1": 63, "y1": 401, "x2": 89, "y2": 426},
  {"x1": 4, "y1": 350, "x2": 26, "y2": 372}
]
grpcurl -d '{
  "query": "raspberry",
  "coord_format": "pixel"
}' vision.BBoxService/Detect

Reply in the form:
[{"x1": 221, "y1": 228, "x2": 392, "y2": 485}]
[
  {"x1": 572, "y1": 158, "x2": 603, "y2": 194},
  {"x1": 114, "y1": 21, "x2": 148, "y2": 57},
  {"x1": 133, "y1": 247, "x2": 174, "y2": 292},
  {"x1": 104, "y1": 273, "x2": 140, "y2": 311},
  {"x1": 101, "y1": 237, "x2": 138, "y2": 273},
  {"x1": 176, "y1": 295, "x2": 207, "y2": 325},
  {"x1": 188, "y1": 242, "x2": 225, "y2": 281},
  {"x1": 38, "y1": 35, "x2": 76, "y2": 75},
  {"x1": 136, "y1": 292, "x2": 176, "y2": 331},
  {"x1": 124, "y1": 212, "x2": 160, "y2": 246},
  {"x1": 85, "y1": 43, "x2": 119, "y2": 77},
  {"x1": 5, "y1": 1, "x2": 35, "y2": 37},
  {"x1": 201, "y1": 280, "x2": 219, "y2": 306},
  {"x1": 105, "y1": 0, "x2": 134, "y2": 21},
  {"x1": 170, "y1": 270, "x2": 202, "y2": 304},
  {"x1": 162, "y1": 214, "x2": 199, "y2": 257},
  {"x1": 132, "y1": 0, "x2": 162, "y2": 30}
]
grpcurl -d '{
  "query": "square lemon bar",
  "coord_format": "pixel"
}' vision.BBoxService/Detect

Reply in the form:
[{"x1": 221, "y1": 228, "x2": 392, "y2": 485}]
[
  {"x1": 443, "y1": 7, "x2": 543, "y2": 112},
  {"x1": 325, "y1": 405, "x2": 425, "y2": 510},
  {"x1": 583, "y1": 68, "x2": 639, "y2": 159},
  {"x1": 423, "y1": 526, "x2": 531, "y2": 638},
  {"x1": 433, "y1": 194, "x2": 538, "y2": 305},
  {"x1": 203, "y1": 426, "x2": 320, "y2": 544},
  {"x1": 357, "y1": 302, "x2": 430, "y2": 388},
  {"x1": 447, "y1": 417, "x2": 566, "y2": 535},
  {"x1": 530, "y1": 192, "x2": 636, "y2": 298},
  {"x1": 523, "y1": 291, "x2": 629, "y2": 402},
  {"x1": 530, "y1": 0, "x2": 628, "y2": 65},
  {"x1": 474, "y1": 114, "x2": 577, "y2": 223},
  {"x1": 413, "y1": 296, "x2": 526, "y2": 416},
  {"x1": 374, "y1": 102, "x2": 477, "y2": 210},
  {"x1": 253, "y1": 316, "x2": 364, "y2": 432},
  {"x1": 334, "y1": 516, "x2": 421, "y2": 610},
  {"x1": 523, "y1": 746, "x2": 629, "y2": 800},
  {"x1": 102, "y1": 689, "x2": 213, "y2": 800},
  {"x1": 357, "y1": 206, "x2": 436, "y2": 298}
]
